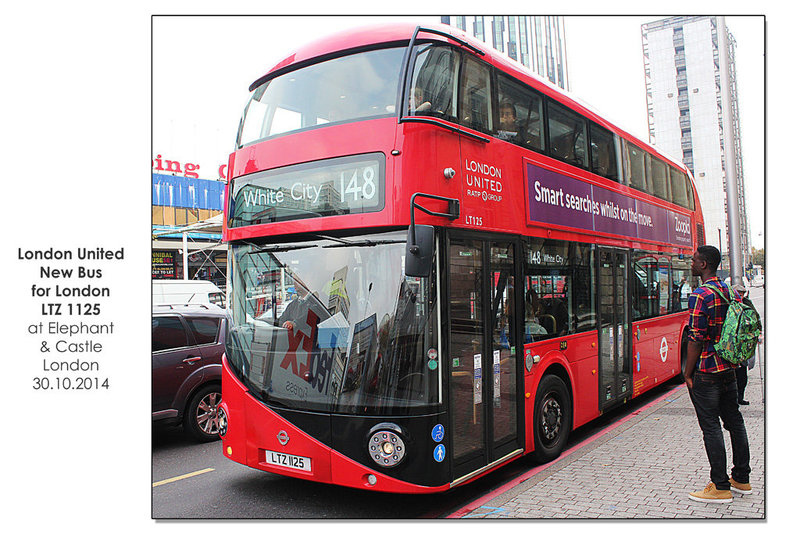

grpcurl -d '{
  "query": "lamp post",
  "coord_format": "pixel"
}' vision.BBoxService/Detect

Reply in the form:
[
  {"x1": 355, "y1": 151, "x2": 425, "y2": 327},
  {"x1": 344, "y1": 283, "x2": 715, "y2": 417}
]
[{"x1": 718, "y1": 16, "x2": 744, "y2": 286}]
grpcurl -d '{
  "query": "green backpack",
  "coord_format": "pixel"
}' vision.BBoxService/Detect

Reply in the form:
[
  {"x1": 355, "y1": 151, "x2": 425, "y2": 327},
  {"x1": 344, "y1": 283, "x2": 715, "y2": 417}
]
[{"x1": 703, "y1": 282, "x2": 762, "y2": 365}]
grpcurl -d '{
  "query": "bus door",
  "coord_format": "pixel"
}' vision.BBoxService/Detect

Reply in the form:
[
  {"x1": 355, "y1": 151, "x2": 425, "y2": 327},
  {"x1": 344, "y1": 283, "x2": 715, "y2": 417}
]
[
  {"x1": 597, "y1": 247, "x2": 632, "y2": 410},
  {"x1": 447, "y1": 235, "x2": 523, "y2": 482}
]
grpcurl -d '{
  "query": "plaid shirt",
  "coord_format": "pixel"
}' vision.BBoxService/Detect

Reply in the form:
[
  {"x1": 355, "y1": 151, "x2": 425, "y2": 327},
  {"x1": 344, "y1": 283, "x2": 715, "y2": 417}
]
[{"x1": 687, "y1": 277, "x2": 739, "y2": 373}]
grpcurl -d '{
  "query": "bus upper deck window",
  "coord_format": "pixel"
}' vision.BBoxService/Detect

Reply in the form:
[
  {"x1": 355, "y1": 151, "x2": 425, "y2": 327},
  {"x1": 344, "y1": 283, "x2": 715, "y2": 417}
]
[
  {"x1": 589, "y1": 123, "x2": 618, "y2": 181},
  {"x1": 626, "y1": 142, "x2": 647, "y2": 192},
  {"x1": 547, "y1": 101, "x2": 587, "y2": 168},
  {"x1": 671, "y1": 167, "x2": 690, "y2": 208},
  {"x1": 459, "y1": 56, "x2": 492, "y2": 133},
  {"x1": 649, "y1": 155, "x2": 670, "y2": 202},
  {"x1": 238, "y1": 47, "x2": 405, "y2": 147},
  {"x1": 496, "y1": 72, "x2": 544, "y2": 151},
  {"x1": 407, "y1": 44, "x2": 459, "y2": 121}
]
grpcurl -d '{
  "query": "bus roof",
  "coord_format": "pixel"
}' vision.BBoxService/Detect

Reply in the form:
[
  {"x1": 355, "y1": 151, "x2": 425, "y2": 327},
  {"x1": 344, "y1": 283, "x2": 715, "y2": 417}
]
[{"x1": 252, "y1": 22, "x2": 691, "y2": 177}]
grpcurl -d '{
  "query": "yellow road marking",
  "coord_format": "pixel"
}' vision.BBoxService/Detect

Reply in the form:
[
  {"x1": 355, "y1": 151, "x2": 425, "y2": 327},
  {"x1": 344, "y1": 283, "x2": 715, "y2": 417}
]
[{"x1": 153, "y1": 468, "x2": 215, "y2": 488}]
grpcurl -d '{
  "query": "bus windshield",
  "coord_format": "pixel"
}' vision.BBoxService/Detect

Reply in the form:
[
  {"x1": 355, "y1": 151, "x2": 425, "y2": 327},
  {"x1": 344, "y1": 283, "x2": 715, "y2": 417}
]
[
  {"x1": 238, "y1": 47, "x2": 406, "y2": 147},
  {"x1": 226, "y1": 231, "x2": 441, "y2": 415}
]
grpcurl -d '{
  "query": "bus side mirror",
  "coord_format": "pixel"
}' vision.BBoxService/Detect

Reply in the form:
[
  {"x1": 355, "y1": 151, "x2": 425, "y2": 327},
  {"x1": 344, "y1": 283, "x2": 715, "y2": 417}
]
[
  {"x1": 404, "y1": 192, "x2": 457, "y2": 278},
  {"x1": 405, "y1": 225, "x2": 434, "y2": 278}
]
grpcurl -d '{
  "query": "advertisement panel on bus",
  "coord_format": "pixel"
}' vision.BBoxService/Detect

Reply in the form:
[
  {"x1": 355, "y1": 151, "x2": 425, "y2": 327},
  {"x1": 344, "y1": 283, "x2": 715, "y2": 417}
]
[{"x1": 525, "y1": 162, "x2": 693, "y2": 247}]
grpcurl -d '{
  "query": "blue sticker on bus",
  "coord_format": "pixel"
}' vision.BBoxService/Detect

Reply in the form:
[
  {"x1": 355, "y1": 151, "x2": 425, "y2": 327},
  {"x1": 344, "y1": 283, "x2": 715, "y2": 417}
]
[
  {"x1": 434, "y1": 444, "x2": 446, "y2": 463},
  {"x1": 431, "y1": 424, "x2": 444, "y2": 443}
]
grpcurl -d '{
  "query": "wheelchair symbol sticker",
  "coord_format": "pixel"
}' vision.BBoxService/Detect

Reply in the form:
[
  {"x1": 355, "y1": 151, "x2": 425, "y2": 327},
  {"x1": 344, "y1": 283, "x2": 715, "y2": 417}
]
[
  {"x1": 431, "y1": 424, "x2": 444, "y2": 443},
  {"x1": 434, "y1": 444, "x2": 446, "y2": 462}
]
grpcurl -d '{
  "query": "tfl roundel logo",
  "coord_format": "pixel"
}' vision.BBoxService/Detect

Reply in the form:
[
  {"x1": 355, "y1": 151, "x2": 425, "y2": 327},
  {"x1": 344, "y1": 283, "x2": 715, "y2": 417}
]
[{"x1": 660, "y1": 337, "x2": 669, "y2": 362}]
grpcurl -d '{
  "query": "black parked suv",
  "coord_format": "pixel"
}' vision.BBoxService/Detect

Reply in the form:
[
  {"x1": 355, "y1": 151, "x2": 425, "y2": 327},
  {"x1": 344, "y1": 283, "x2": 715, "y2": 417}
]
[{"x1": 152, "y1": 304, "x2": 228, "y2": 441}]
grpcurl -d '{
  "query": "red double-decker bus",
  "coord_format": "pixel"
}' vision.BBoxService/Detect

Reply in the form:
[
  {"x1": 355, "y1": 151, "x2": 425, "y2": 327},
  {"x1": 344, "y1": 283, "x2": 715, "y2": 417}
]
[{"x1": 219, "y1": 23, "x2": 704, "y2": 493}]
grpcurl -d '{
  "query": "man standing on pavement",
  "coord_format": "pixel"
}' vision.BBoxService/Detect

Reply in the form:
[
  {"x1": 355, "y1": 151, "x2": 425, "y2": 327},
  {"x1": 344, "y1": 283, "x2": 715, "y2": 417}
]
[{"x1": 684, "y1": 245, "x2": 751, "y2": 503}]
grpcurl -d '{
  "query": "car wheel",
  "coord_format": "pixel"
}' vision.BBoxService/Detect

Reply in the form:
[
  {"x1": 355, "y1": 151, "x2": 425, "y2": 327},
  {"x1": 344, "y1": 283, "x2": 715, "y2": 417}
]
[
  {"x1": 184, "y1": 383, "x2": 222, "y2": 442},
  {"x1": 533, "y1": 374, "x2": 572, "y2": 463}
]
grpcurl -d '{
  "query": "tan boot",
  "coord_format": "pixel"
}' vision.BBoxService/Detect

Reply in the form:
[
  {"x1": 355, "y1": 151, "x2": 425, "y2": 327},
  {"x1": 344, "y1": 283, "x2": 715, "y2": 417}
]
[
  {"x1": 689, "y1": 482, "x2": 733, "y2": 503},
  {"x1": 729, "y1": 478, "x2": 752, "y2": 495}
]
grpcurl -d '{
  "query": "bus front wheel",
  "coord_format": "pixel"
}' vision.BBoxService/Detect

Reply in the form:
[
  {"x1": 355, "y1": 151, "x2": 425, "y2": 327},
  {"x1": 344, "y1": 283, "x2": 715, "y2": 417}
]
[{"x1": 532, "y1": 374, "x2": 572, "y2": 464}]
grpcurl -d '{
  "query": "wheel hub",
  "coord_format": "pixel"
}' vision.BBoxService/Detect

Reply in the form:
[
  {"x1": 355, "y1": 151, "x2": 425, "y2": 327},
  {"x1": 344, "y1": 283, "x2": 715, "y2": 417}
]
[
  {"x1": 541, "y1": 397, "x2": 562, "y2": 441},
  {"x1": 197, "y1": 393, "x2": 221, "y2": 434}
]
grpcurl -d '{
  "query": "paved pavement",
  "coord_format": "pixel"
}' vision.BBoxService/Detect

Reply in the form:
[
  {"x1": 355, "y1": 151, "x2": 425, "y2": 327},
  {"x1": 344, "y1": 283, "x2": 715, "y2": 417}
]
[{"x1": 459, "y1": 346, "x2": 765, "y2": 519}]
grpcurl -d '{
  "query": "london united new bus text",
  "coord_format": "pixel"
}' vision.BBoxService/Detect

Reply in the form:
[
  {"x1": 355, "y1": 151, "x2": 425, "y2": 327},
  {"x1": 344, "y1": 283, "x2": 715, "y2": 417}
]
[{"x1": 19, "y1": 247, "x2": 122, "y2": 392}]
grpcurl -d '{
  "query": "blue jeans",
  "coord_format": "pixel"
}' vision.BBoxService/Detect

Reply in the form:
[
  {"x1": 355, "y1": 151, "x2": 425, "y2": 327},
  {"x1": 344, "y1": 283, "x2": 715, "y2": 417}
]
[{"x1": 689, "y1": 370, "x2": 751, "y2": 489}]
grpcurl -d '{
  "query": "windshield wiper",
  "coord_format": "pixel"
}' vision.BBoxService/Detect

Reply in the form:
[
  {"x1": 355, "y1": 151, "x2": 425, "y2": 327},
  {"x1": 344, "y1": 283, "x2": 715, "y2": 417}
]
[
  {"x1": 312, "y1": 234, "x2": 352, "y2": 245},
  {"x1": 243, "y1": 242, "x2": 318, "y2": 254},
  {"x1": 319, "y1": 237, "x2": 404, "y2": 248}
]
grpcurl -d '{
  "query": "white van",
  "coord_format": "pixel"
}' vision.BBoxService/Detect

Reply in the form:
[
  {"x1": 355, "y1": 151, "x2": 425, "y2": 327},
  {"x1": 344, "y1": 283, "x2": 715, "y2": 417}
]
[{"x1": 152, "y1": 280, "x2": 226, "y2": 308}]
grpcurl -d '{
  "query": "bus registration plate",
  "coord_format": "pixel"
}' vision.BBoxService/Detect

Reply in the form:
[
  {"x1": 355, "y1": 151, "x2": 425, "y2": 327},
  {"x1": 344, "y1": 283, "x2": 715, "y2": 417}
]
[{"x1": 264, "y1": 450, "x2": 312, "y2": 472}]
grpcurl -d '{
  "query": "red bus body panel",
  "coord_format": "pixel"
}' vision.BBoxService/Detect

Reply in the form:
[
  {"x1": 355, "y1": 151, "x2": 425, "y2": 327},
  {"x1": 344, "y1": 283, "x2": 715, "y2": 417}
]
[
  {"x1": 632, "y1": 314, "x2": 689, "y2": 396},
  {"x1": 220, "y1": 356, "x2": 450, "y2": 493}
]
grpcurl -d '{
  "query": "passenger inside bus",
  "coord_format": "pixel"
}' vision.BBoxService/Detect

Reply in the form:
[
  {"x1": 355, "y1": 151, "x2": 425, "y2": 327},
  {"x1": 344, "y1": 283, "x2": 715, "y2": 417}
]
[
  {"x1": 524, "y1": 290, "x2": 549, "y2": 342},
  {"x1": 496, "y1": 100, "x2": 526, "y2": 145},
  {"x1": 279, "y1": 283, "x2": 328, "y2": 333},
  {"x1": 541, "y1": 295, "x2": 569, "y2": 336},
  {"x1": 410, "y1": 86, "x2": 432, "y2": 113}
]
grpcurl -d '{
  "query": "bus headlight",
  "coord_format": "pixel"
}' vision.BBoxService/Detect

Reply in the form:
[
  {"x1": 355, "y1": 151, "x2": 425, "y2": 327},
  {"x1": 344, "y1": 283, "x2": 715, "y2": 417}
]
[{"x1": 367, "y1": 425, "x2": 406, "y2": 468}]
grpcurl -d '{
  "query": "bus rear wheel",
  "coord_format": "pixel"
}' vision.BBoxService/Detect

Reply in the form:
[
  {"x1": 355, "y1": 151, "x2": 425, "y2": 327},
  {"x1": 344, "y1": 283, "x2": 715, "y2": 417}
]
[{"x1": 533, "y1": 374, "x2": 572, "y2": 463}]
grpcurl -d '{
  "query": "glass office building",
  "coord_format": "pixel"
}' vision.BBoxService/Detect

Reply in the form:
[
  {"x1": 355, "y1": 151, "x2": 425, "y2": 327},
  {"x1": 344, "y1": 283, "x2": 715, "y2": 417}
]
[
  {"x1": 441, "y1": 16, "x2": 569, "y2": 90},
  {"x1": 642, "y1": 16, "x2": 751, "y2": 270}
]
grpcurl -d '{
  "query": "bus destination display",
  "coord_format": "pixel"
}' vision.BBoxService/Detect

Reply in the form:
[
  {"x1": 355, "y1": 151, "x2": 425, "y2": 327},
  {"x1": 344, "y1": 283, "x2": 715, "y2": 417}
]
[{"x1": 230, "y1": 153, "x2": 385, "y2": 226}]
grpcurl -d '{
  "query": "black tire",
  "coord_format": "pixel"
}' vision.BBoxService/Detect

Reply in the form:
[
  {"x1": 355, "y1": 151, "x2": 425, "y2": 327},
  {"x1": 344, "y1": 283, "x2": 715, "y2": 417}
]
[
  {"x1": 533, "y1": 374, "x2": 572, "y2": 463},
  {"x1": 183, "y1": 383, "x2": 222, "y2": 442}
]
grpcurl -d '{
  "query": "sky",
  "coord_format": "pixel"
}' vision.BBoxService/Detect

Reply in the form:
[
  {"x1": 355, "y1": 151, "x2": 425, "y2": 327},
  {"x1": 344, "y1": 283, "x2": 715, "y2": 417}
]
[{"x1": 153, "y1": 15, "x2": 765, "y2": 248}]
